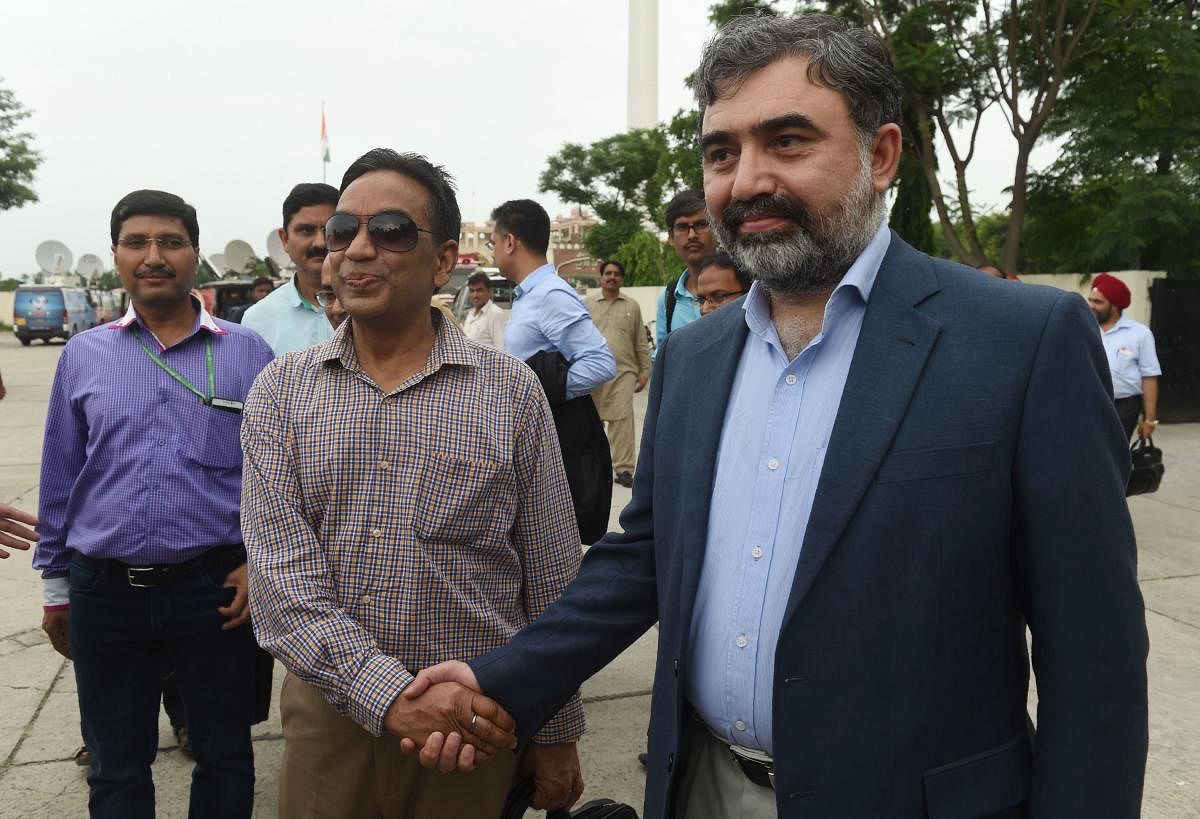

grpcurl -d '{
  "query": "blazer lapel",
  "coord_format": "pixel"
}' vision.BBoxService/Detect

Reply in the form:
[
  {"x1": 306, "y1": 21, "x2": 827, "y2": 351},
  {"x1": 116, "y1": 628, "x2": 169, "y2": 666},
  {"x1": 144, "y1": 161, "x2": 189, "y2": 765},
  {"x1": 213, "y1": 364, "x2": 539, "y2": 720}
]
[{"x1": 782, "y1": 236, "x2": 942, "y2": 626}]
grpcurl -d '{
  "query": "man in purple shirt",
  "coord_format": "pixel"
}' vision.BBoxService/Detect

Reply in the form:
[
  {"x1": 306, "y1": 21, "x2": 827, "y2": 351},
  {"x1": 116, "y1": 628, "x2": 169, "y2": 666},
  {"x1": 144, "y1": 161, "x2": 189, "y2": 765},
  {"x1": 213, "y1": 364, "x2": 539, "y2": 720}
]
[{"x1": 34, "y1": 189, "x2": 274, "y2": 819}]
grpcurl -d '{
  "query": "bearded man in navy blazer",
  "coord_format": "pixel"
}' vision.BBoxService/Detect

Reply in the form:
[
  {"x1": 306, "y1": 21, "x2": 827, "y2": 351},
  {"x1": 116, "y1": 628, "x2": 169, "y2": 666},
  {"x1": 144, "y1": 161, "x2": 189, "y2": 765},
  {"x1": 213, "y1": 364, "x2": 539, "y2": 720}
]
[{"x1": 400, "y1": 13, "x2": 1148, "y2": 818}]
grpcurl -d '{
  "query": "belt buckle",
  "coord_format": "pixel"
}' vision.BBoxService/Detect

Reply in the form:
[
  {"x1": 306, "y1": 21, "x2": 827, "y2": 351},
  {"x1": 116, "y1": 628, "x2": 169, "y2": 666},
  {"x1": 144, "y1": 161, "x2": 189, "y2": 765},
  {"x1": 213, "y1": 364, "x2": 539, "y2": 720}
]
[{"x1": 127, "y1": 567, "x2": 156, "y2": 588}]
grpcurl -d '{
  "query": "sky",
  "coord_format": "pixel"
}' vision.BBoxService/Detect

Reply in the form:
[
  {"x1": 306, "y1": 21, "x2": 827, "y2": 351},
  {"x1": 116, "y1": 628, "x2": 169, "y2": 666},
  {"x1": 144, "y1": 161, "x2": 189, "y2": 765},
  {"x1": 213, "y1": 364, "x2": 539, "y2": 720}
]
[{"x1": 0, "y1": 0, "x2": 1056, "y2": 278}]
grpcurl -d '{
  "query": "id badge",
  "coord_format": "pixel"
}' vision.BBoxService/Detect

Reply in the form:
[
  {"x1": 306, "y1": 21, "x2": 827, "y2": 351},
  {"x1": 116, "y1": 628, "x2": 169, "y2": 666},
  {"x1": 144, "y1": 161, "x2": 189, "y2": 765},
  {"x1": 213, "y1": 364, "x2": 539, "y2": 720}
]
[{"x1": 208, "y1": 397, "x2": 244, "y2": 414}]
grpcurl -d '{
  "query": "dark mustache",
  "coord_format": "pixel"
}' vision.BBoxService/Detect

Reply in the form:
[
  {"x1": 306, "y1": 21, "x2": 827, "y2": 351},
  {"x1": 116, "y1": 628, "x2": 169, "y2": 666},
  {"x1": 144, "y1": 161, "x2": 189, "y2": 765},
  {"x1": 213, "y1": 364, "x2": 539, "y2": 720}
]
[
  {"x1": 723, "y1": 194, "x2": 810, "y2": 231},
  {"x1": 306, "y1": 247, "x2": 328, "y2": 259},
  {"x1": 135, "y1": 267, "x2": 174, "y2": 278}
]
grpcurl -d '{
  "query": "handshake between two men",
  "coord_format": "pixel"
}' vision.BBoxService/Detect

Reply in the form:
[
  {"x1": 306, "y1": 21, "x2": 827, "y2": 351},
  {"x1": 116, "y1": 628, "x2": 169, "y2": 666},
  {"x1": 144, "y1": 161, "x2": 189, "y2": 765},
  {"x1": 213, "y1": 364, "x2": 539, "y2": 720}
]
[{"x1": 392, "y1": 661, "x2": 585, "y2": 811}]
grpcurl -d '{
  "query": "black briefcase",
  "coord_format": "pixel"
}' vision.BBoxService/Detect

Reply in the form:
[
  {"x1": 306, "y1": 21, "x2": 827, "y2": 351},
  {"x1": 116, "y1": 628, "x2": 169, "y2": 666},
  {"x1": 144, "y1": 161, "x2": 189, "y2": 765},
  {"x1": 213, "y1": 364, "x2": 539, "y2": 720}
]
[
  {"x1": 1127, "y1": 436, "x2": 1165, "y2": 496},
  {"x1": 501, "y1": 778, "x2": 639, "y2": 819}
]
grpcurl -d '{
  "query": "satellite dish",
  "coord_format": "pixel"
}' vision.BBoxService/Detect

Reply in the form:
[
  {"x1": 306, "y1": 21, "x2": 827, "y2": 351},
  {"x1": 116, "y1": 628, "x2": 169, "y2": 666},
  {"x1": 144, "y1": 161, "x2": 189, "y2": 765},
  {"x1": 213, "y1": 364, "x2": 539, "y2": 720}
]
[
  {"x1": 224, "y1": 239, "x2": 256, "y2": 275},
  {"x1": 209, "y1": 253, "x2": 227, "y2": 273},
  {"x1": 36, "y1": 240, "x2": 74, "y2": 275},
  {"x1": 77, "y1": 254, "x2": 104, "y2": 279},
  {"x1": 266, "y1": 231, "x2": 292, "y2": 268}
]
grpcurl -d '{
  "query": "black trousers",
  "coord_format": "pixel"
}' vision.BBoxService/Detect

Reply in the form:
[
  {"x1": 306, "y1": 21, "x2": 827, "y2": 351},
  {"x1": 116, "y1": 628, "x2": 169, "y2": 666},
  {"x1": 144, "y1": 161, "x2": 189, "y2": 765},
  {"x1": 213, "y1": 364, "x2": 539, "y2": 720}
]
[{"x1": 1115, "y1": 395, "x2": 1142, "y2": 442}]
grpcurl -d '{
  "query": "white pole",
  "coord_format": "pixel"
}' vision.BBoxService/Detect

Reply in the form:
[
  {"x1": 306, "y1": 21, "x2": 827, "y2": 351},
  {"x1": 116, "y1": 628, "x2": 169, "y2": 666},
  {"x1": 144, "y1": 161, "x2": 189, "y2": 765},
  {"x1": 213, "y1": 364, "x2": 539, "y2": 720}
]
[{"x1": 627, "y1": 0, "x2": 658, "y2": 129}]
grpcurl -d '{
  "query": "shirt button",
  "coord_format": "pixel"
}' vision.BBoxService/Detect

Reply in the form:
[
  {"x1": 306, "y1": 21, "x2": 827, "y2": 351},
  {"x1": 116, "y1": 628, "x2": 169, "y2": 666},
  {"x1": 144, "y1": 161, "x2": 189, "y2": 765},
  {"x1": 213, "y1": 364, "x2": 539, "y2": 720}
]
[
  {"x1": 751, "y1": 546, "x2": 763, "y2": 560},
  {"x1": 767, "y1": 458, "x2": 780, "y2": 471},
  {"x1": 734, "y1": 719, "x2": 747, "y2": 732},
  {"x1": 378, "y1": 460, "x2": 390, "y2": 471},
  {"x1": 370, "y1": 527, "x2": 383, "y2": 538},
  {"x1": 785, "y1": 374, "x2": 797, "y2": 385},
  {"x1": 361, "y1": 594, "x2": 373, "y2": 604},
  {"x1": 736, "y1": 634, "x2": 748, "y2": 648}
]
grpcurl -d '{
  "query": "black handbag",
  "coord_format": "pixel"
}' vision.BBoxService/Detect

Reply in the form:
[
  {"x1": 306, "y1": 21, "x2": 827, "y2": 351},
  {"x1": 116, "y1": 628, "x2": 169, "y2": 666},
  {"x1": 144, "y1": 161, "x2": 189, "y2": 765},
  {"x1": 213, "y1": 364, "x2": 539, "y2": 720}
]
[
  {"x1": 501, "y1": 778, "x2": 639, "y2": 819},
  {"x1": 1127, "y1": 436, "x2": 1165, "y2": 496}
]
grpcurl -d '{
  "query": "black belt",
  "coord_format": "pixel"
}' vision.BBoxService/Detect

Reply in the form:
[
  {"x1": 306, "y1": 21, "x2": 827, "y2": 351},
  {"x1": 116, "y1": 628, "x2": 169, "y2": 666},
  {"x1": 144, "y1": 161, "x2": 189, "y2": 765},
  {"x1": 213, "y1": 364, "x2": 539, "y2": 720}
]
[
  {"x1": 727, "y1": 744, "x2": 775, "y2": 790},
  {"x1": 76, "y1": 544, "x2": 246, "y2": 589}
]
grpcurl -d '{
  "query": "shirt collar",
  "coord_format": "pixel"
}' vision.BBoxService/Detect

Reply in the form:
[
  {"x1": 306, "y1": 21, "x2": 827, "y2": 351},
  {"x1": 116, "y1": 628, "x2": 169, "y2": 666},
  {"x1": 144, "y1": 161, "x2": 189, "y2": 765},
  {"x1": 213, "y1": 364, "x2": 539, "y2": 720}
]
[
  {"x1": 319, "y1": 307, "x2": 479, "y2": 381},
  {"x1": 743, "y1": 219, "x2": 891, "y2": 342},
  {"x1": 674, "y1": 269, "x2": 697, "y2": 301},
  {"x1": 111, "y1": 294, "x2": 226, "y2": 336},
  {"x1": 514, "y1": 263, "x2": 556, "y2": 300},
  {"x1": 288, "y1": 276, "x2": 320, "y2": 312}
]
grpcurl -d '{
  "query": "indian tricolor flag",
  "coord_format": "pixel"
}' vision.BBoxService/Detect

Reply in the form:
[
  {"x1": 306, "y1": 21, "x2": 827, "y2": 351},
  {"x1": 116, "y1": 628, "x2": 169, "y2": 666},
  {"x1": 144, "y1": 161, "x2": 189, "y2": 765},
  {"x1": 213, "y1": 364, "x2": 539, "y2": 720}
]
[{"x1": 321, "y1": 104, "x2": 330, "y2": 163}]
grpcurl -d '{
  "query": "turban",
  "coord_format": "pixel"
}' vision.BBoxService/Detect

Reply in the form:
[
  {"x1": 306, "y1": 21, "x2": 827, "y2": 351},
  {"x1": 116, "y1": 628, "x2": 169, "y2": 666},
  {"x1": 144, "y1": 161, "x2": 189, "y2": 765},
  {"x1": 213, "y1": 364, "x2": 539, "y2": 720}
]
[{"x1": 1092, "y1": 273, "x2": 1131, "y2": 310}]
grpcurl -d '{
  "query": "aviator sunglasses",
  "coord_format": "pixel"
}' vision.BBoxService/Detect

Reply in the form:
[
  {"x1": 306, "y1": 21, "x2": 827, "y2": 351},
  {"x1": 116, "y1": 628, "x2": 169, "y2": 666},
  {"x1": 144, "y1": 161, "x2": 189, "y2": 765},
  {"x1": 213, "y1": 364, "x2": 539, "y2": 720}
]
[{"x1": 324, "y1": 211, "x2": 434, "y2": 253}]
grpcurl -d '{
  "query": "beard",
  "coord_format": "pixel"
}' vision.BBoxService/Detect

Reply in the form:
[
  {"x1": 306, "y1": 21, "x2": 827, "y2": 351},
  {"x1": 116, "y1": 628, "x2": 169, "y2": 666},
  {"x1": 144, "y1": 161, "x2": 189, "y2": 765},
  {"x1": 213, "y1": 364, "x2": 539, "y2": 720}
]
[{"x1": 712, "y1": 150, "x2": 886, "y2": 296}]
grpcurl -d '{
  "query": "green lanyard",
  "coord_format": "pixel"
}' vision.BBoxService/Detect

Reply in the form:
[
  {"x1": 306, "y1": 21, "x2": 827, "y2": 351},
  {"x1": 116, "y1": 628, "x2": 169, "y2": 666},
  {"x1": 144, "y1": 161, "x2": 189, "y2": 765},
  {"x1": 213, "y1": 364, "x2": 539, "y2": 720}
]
[{"x1": 132, "y1": 326, "x2": 215, "y2": 404}]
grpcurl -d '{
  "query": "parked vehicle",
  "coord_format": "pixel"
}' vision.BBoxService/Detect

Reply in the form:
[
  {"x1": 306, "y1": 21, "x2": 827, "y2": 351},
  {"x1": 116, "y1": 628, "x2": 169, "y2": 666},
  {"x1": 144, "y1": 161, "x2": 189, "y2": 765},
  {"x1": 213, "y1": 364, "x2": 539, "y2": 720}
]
[
  {"x1": 88, "y1": 289, "x2": 121, "y2": 323},
  {"x1": 12, "y1": 286, "x2": 98, "y2": 346},
  {"x1": 197, "y1": 278, "x2": 276, "y2": 322},
  {"x1": 450, "y1": 270, "x2": 515, "y2": 323}
]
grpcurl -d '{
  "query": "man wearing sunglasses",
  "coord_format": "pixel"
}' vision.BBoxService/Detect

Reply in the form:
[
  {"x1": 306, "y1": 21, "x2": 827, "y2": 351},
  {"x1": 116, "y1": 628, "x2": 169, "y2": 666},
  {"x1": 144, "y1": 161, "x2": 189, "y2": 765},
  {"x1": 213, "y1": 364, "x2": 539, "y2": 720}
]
[
  {"x1": 34, "y1": 189, "x2": 274, "y2": 818},
  {"x1": 241, "y1": 183, "x2": 339, "y2": 355},
  {"x1": 654, "y1": 189, "x2": 718, "y2": 354},
  {"x1": 242, "y1": 150, "x2": 587, "y2": 816}
]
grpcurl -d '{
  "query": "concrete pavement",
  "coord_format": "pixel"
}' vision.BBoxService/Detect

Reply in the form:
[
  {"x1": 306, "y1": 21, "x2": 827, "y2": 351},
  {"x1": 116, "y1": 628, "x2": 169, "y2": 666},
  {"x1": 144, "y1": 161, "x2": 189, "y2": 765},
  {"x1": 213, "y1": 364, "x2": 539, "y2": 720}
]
[{"x1": 1, "y1": 331, "x2": 1197, "y2": 817}]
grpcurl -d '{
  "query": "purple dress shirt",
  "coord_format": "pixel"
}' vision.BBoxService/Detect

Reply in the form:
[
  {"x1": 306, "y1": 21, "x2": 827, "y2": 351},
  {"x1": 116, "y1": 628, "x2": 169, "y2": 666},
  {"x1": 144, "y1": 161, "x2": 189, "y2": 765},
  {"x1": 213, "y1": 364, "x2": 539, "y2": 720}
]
[{"x1": 34, "y1": 300, "x2": 274, "y2": 606}]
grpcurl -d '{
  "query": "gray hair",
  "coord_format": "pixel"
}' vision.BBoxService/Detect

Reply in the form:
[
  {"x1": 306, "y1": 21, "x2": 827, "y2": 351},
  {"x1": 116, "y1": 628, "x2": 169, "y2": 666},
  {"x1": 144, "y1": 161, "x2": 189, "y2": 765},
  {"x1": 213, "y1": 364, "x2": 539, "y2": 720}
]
[{"x1": 693, "y1": 13, "x2": 902, "y2": 142}]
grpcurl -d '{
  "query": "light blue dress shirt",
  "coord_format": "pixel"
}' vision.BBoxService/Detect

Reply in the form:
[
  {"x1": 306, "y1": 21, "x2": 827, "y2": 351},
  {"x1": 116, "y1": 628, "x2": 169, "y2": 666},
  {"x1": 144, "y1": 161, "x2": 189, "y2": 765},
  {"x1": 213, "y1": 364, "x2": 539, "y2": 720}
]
[
  {"x1": 504, "y1": 263, "x2": 616, "y2": 400},
  {"x1": 1099, "y1": 315, "x2": 1161, "y2": 399},
  {"x1": 240, "y1": 276, "x2": 331, "y2": 356},
  {"x1": 654, "y1": 269, "x2": 702, "y2": 358},
  {"x1": 687, "y1": 221, "x2": 892, "y2": 754}
]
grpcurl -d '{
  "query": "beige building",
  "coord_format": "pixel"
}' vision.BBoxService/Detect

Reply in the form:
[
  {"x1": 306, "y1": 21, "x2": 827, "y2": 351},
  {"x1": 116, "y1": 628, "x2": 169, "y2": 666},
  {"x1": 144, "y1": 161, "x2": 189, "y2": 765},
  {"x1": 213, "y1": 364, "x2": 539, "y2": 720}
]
[{"x1": 457, "y1": 207, "x2": 598, "y2": 272}]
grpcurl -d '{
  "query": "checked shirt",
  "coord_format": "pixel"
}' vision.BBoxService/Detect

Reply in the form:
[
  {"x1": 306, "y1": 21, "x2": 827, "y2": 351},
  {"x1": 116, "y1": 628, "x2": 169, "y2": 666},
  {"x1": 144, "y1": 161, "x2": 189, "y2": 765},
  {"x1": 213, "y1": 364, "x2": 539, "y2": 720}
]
[{"x1": 242, "y1": 310, "x2": 585, "y2": 742}]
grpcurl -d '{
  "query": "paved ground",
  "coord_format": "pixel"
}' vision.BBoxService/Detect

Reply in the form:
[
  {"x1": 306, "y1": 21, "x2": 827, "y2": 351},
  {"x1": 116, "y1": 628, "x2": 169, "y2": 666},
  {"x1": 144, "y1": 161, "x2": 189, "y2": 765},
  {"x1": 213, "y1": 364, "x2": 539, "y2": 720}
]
[{"x1": 0, "y1": 331, "x2": 1197, "y2": 818}]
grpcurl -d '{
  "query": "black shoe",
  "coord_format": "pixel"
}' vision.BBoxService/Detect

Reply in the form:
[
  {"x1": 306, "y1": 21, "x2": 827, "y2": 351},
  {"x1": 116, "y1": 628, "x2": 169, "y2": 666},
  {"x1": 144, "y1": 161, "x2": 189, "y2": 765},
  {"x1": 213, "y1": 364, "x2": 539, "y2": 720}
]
[
  {"x1": 614, "y1": 471, "x2": 633, "y2": 488},
  {"x1": 73, "y1": 745, "x2": 91, "y2": 768},
  {"x1": 637, "y1": 751, "x2": 648, "y2": 767}
]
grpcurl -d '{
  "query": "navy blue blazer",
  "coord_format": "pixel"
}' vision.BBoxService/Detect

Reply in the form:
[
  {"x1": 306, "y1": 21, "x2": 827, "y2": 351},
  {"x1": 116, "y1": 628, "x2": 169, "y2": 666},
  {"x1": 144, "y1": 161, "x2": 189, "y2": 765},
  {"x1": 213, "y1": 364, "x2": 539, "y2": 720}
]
[{"x1": 472, "y1": 235, "x2": 1148, "y2": 818}]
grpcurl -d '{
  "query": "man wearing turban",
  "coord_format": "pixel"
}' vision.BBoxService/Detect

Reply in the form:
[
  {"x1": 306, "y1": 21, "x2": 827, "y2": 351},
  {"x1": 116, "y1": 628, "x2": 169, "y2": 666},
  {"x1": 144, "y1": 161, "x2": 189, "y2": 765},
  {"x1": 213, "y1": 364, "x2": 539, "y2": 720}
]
[{"x1": 1089, "y1": 273, "x2": 1162, "y2": 441}]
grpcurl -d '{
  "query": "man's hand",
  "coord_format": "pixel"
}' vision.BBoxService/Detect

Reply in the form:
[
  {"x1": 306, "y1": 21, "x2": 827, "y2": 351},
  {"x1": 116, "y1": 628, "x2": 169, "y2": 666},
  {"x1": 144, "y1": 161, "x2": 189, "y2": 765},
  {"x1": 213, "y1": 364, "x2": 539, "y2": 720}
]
[
  {"x1": 0, "y1": 503, "x2": 38, "y2": 559},
  {"x1": 42, "y1": 609, "x2": 70, "y2": 659},
  {"x1": 635, "y1": 375, "x2": 648, "y2": 393},
  {"x1": 1138, "y1": 420, "x2": 1157, "y2": 440},
  {"x1": 522, "y1": 742, "x2": 584, "y2": 811},
  {"x1": 403, "y1": 659, "x2": 479, "y2": 698},
  {"x1": 217, "y1": 562, "x2": 249, "y2": 630},
  {"x1": 386, "y1": 680, "x2": 517, "y2": 772}
]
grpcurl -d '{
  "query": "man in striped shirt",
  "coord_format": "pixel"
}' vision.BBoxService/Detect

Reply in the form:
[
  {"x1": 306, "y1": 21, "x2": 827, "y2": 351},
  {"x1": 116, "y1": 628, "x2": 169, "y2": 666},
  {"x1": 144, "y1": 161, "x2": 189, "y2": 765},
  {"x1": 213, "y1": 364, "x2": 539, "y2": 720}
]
[{"x1": 243, "y1": 148, "x2": 586, "y2": 817}]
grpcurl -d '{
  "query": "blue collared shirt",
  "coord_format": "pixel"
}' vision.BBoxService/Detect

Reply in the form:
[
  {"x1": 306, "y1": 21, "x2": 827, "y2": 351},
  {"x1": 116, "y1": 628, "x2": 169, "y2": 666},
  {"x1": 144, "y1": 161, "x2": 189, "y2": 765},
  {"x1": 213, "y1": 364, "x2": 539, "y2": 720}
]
[
  {"x1": 241, "y1": 276, "x2": 331, "y2": 356},
  {"x1": 504, "y1": 263, "x2": 616, "y2": 400},
  {"x1": 1099, "y1": 315, "x2": 1161, "y2": 399},
  {"x1": 687, "y1": 221, "x2": 892, "y2": 753},
  {"x1": 34, "y1": 299, "x2": 275, "y2": 605},
  {"x1": 654, "y1": 269, "x2": 701, "y2": 357}
]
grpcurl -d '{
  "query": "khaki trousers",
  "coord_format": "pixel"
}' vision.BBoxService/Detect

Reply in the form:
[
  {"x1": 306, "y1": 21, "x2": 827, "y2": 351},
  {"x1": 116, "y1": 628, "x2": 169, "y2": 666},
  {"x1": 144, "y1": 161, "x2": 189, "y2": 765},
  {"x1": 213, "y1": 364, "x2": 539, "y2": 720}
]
[
  {"x1": 594, "y1": 372, "x2": 637, "y2": 474},
  {"x1": 278, "y1": 673, "x2": 519, "y2": 819},
  {"x1": 675, "y1": 718, "x2": 777, "y2": 819}
]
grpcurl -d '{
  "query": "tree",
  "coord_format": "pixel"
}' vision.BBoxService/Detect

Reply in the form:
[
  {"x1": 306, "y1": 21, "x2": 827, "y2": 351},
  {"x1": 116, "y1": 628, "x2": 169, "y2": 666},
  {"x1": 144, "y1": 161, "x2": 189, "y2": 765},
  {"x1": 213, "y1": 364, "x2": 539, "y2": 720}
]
[
  {"x1": 1022, "y1": 0, "x2": 1200, "y2": 275},
  {"x1": 0, "y1": 81, "x2": 42, "y2": 211}
]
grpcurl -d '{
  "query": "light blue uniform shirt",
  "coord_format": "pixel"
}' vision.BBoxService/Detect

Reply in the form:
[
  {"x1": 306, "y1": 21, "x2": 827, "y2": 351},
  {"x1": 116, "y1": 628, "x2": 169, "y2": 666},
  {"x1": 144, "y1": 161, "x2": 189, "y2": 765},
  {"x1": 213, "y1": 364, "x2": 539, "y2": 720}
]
[
  {"x1": 504, "y1": 263, "x2": 616, "y2": 400},
  {"x1": 240, "y1": 276, "x2": 331, "y2": 356},
  {"x1": 687, "y1": 221, "x2": 892, "y2": 754},
  {"x1": 654, "y1": 269, "x2": 701, "y2": 358},
  {"x1": 1099, "y1": 315, "x2": 1161, "y2": 399}
]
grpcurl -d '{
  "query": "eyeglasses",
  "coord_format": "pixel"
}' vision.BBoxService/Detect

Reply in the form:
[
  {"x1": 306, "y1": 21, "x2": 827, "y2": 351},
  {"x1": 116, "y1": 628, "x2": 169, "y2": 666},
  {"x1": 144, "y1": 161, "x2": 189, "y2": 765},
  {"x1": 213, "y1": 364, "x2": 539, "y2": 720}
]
[
  {"x1": 314, "y1": 289, "x2": 338, "y2": 308},
  {"x1": 696, "y1": 289, "x2": 745, "y2": 307},
  {"x1": 116, "y1": 236, "x2": 193, "y2": 251},
  {"x1": 671, "y1": 219, "x2": 711, "y2": 237},
  {"x1": 324, "y1": 211, "x2": 434, "y2": 253}
]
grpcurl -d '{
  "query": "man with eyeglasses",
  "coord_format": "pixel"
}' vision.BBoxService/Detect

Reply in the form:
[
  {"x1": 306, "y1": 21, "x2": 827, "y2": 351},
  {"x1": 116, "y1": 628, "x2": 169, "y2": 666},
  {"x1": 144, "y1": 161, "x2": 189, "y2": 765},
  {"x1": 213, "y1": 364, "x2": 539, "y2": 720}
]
[
  {"x1": 315, "y1": 255, "x2": 348, "y2": 329},
  {"x1": 696, "y1": 251, "x2": 752, "y2": 317},
  {"x1": 34, "y1": 189, "x2": 274, "y2": 818},
  {"x1": 242, "y1": 183, "x2": 339, "y2": 355},
  {"x1": 242, "y1": 151, "x2": 587, "y2": 816},
  {"x1": 655, "y1": 189, "x2": 718, "y2": 353},
  {"x1": 586, "y1": 260, "x2": 651, "y2": 489}
]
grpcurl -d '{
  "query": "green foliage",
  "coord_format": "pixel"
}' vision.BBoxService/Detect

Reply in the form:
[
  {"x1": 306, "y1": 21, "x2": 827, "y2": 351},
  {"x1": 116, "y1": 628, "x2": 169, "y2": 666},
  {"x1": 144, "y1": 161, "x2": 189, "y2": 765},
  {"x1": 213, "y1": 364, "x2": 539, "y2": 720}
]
[
  {"x1": 0, "y1": 277, "x2": 24, "y2": 291},
  {"x1": 709, "y1": 0, "x2": 782, "y2": 27},
  {"x1": 88, "y1": 271, "x2": 121, "y2": 290},
  {"x1": 0, "y1": 81, "x2": 41, "y2": 211},
  {"x1": 612, "y1": 230, "x2": 677, "y2": 286}
]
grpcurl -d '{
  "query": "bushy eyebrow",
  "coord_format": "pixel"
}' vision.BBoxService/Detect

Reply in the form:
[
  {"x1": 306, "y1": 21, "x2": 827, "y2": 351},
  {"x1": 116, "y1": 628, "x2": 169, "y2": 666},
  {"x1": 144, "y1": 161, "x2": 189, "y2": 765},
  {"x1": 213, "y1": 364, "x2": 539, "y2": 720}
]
[{"x1": 701, "y1": 111, "x2": 825, "y2": 150}]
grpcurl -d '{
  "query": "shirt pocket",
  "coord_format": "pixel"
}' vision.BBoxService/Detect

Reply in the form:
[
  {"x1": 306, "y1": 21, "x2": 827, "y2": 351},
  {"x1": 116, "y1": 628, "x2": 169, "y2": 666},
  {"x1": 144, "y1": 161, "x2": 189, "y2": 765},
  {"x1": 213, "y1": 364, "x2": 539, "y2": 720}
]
[
  {"x1": 181, "y1": 408, "x2": 244, "y2": 471},
  {"x1": 875, "y1": 442, "x2": 994, "y2": 484},
  {"x1": 413, "y1": 453, "x2": 510, "y2": 546}
]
